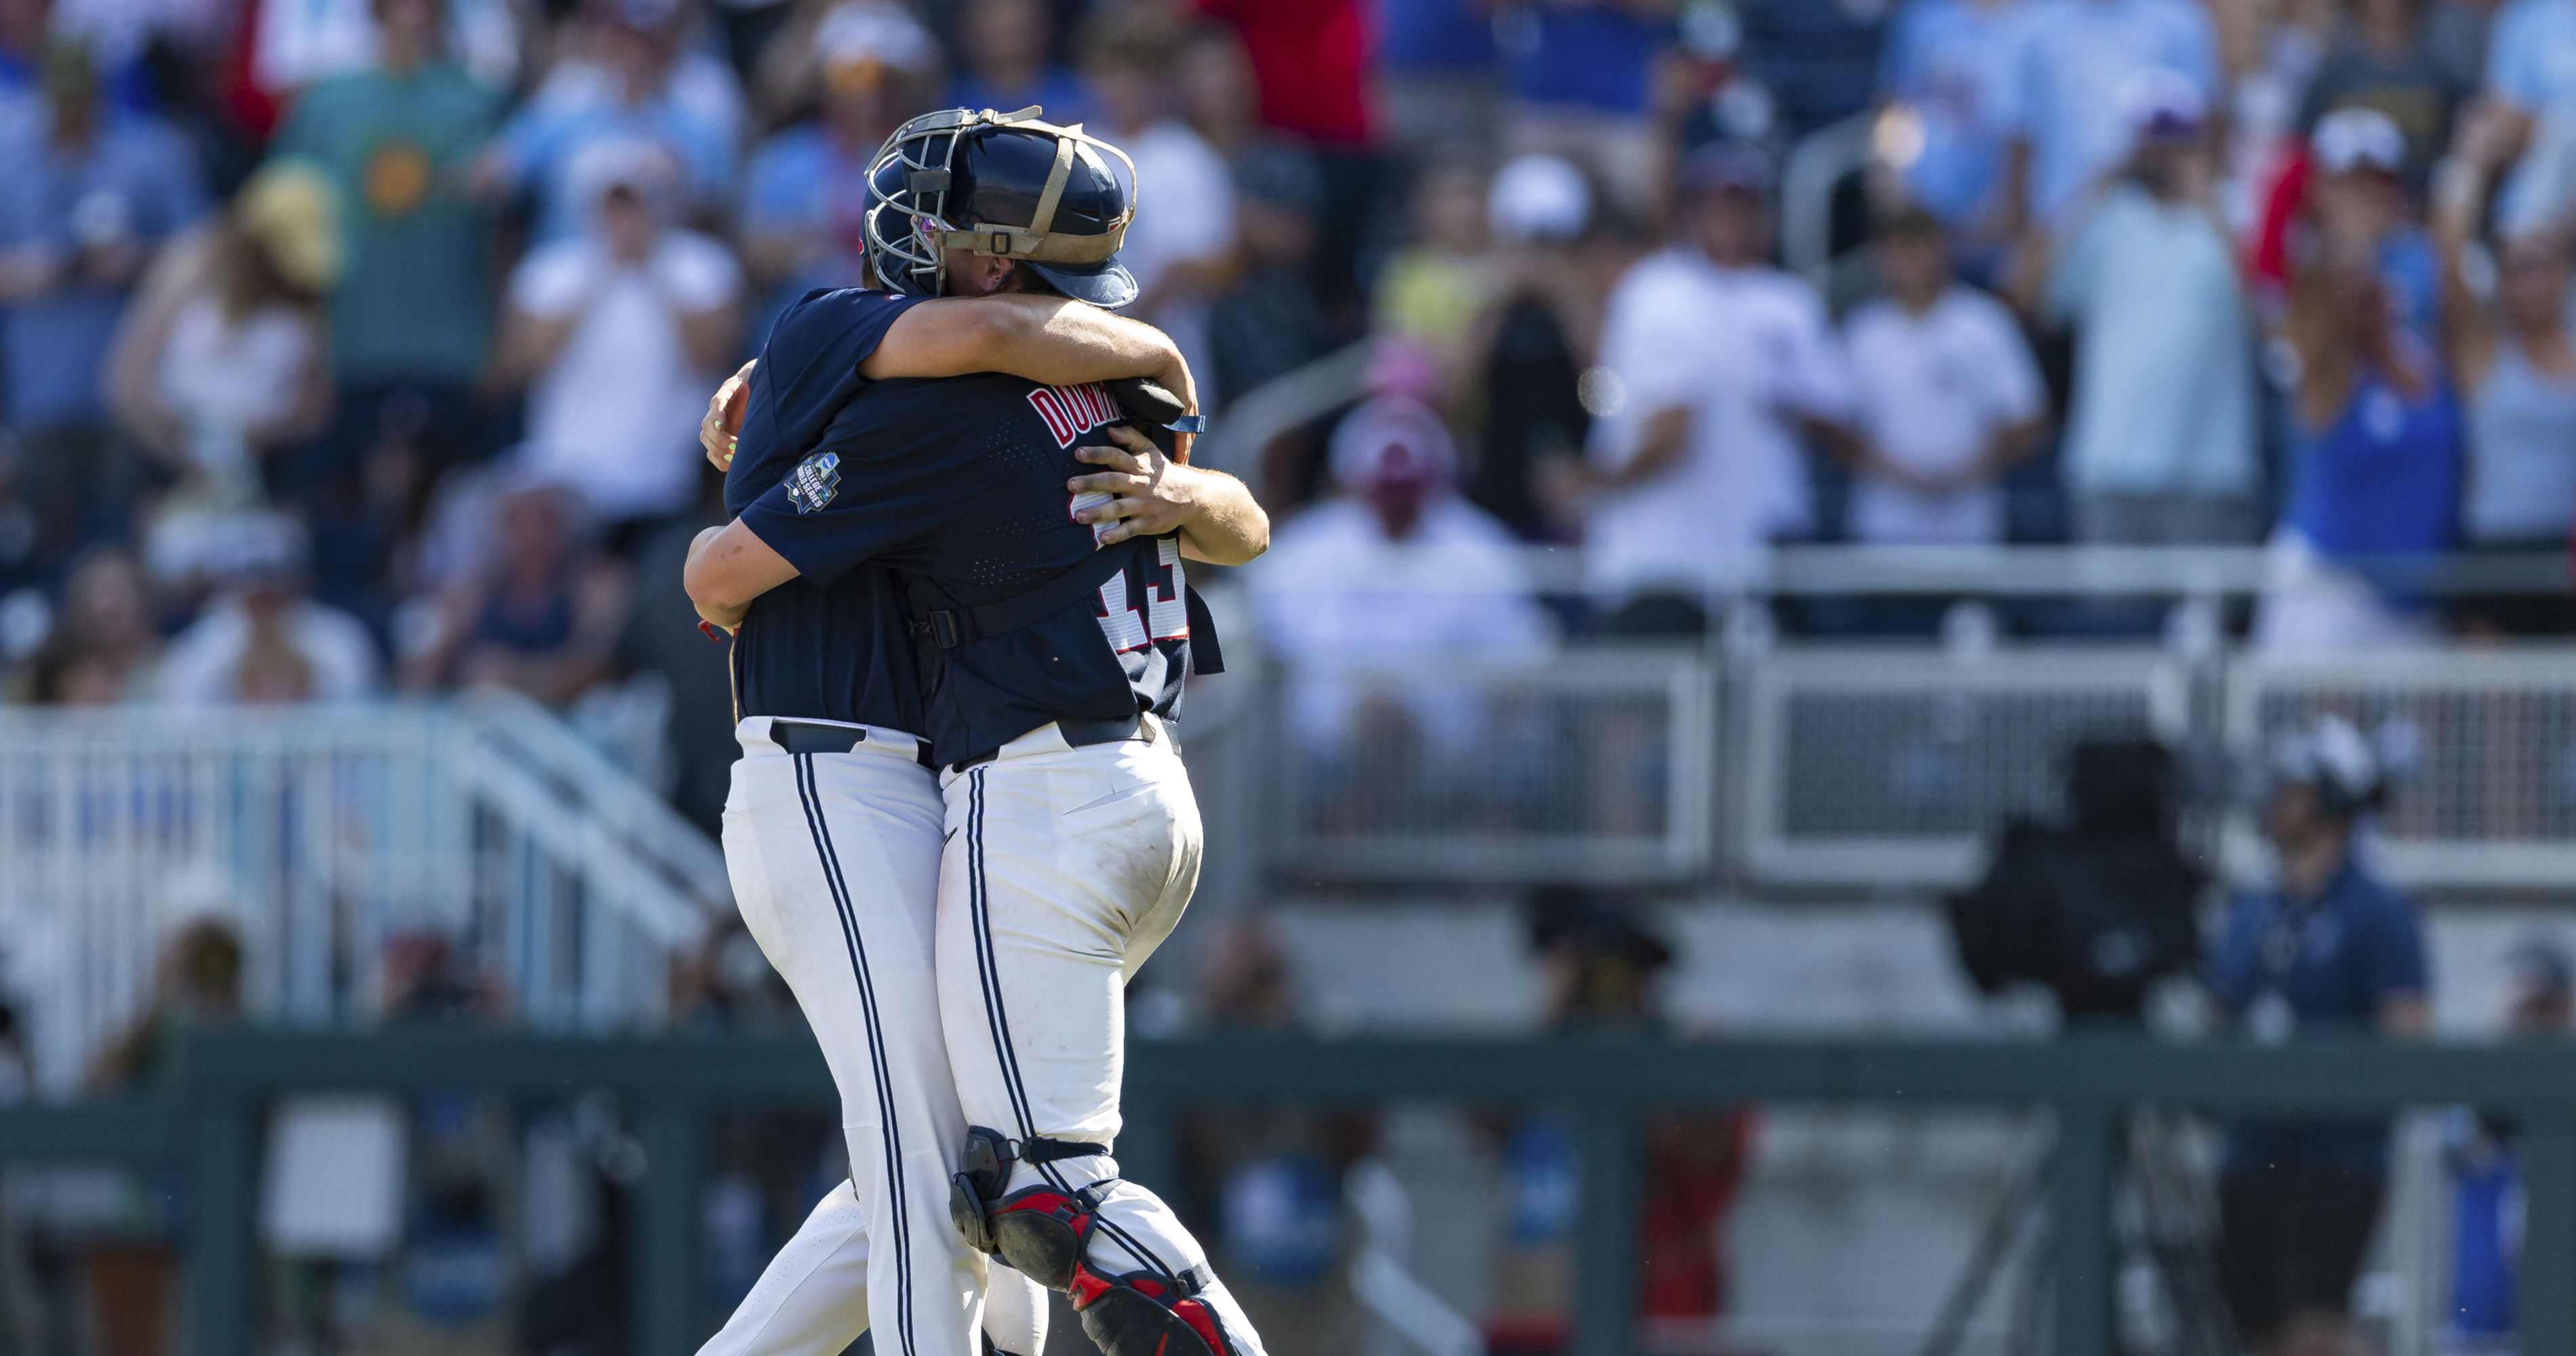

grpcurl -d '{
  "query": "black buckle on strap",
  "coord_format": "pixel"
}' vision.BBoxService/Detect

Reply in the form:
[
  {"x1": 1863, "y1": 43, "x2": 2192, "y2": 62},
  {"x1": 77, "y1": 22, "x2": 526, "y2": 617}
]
[{"x1": 925, "y1": 610, "x2": 962, "y2": 649}]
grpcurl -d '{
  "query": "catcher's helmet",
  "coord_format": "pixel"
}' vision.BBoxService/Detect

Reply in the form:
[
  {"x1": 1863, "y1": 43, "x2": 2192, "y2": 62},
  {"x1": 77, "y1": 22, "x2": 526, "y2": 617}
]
[{"x1": 864, "y1": 106, "x2": 1139, "y2": 309}]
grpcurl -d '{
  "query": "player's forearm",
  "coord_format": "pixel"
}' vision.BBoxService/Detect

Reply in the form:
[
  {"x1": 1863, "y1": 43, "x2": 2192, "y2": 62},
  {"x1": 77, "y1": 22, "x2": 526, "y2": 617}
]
[
  {"x1": 684, "y1": 519, "x2": 799, "y2": 618},
  {"x1": 1173, "y1": 466, "x2": 1267, "y2": 565},
  {"x1": 872, "y1": 295, "x2": 1198, "y2": 411}
]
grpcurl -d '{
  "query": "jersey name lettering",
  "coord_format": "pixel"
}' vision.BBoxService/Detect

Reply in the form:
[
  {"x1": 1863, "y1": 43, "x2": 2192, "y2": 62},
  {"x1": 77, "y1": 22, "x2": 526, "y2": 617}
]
[
  {"x1": 1026, "y1": 382, "x2": 1119, "y2": 448},
  {"x1": 1094, "y1": 538, "x2": 1190, "y2": 654}
]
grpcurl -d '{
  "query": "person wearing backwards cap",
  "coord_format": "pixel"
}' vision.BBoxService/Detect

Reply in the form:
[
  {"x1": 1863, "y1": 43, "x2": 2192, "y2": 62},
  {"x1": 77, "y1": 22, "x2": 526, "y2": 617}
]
[
  {"x1": 1561, "y1": 141, "x2": 1855, "y2": 637},
  {"x1": 2205, "y1": 715, "x2": 2428, "y2": 1356}
]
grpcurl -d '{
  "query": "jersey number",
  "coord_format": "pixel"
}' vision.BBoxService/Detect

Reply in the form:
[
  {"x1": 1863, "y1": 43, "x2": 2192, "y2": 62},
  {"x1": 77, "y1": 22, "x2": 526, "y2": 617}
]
[{"x1": 1094, "y1": 539, "x2": 1188, "y2": 654}]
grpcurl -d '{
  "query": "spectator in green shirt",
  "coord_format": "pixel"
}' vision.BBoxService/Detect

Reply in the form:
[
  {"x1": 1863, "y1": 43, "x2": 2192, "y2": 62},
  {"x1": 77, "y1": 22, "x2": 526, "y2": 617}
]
[{"x1": 269, "y1": 0, "x2": 502, "y2": 483}]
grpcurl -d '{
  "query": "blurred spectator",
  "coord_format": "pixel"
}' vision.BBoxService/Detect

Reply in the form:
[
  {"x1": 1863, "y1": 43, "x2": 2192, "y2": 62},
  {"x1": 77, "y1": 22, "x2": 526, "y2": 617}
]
[
  {"x1": 401, "y1": 479, "x2": 629, "y2": 702},
  {"x1": 1839, "y1": 205, "x2": 2047, "y2": 546},
  {"x1": 1190, "y1": 0, "x2": 1373, "y2": 315},
  {"x1": 2002, "y1": 0, "x2": 2219, "y2": 239},
  {"x1": 0, "y1": 0, "x2": 43, "y2": 134},
  {"x1": 2292, "y1": 108, "x2": 2440, "y2": 343},
  {"x1": 944, "y1": 0, "x2": 1084, "y2": 121},
  {"x1": 158, "y1": 512, "x2": 380, "y2": 702},
  {"x1": 671, "y1": 922, "x2": 798, "y2": 1030},
  {"x1": 2207, "y1": 716, "x2": 2428, "y2": 1356},
  {"x1": 2481, "y1": 0, "x2": 2576, "y2": 232},
  {"x1": 1083, "y1": 6, "x2": 1235, "y2": 402},
  {"x1": 80, "y1": 917, "x2": 241, "y2": 1356},
  {"x1": 1473, "y1": 153, "x2": 1601, "y2": 538},
  {"x1": 1206, "y1": 146, "x2": 1335, "y2": 414},
  {"x1": 19, "y1": 545, "x2": 157, "y2": 702},
  {"x1": 1494, "y1": 0, "x2": 1672, "y2": 221},
  {"x1": 1371, "y1": 164, "x2": 1492, "y2": 397},
  {"x1": 2042, "y1": 73, "x2": 2259, "y2": 546},
  {"x1": 0, "y1": 40, "x2": 207, "y2": 566},
  {"x1": 2442, "y1": 939, "x2": 2572, "y2": 1353},
  {"x1": 2436, "y1": 103, "x2": 2576, "y2": 635},
  {"x1": 1251, "y1": 396, "x2": 1552, "y2": 761},
  {"x1": 1872, "y1": 0, "x2": 2033, "y2": 262},
  {"x1": 742, "y1": 0, "x2": 939, "y2": 315},
  {"x1": 268, "y1": 0, "x2": 504, "y2": 478},
  {"x1": 250, "y1": 0, "x2": 519, "y2": 102},
  {"x1": 2255, "y1": 245, "x2": 2458, "y2": 652},
  {"x1": 1375, "y1": 0, "x2": 1497, "y2": 165},
  {"x1": 615, "y1": 464, "x2": 733, "y2": 833},
  {"x1": 473, "y1": 0, "x2": 742, "y2": 241},
  {"x1": 104, "y1": 159, "x2": 336, "y2": 508},
  {"x1": 1188, "y1": 0, "x2": 1367, "y2": 149},
  {"x1": 1174, "y1": 19, "x2": 1256, "y2": 159},
  {"x1": 1495, "y1": 893, "x2": 1750, "y2": 1353},
  {"x1": 496, "y1": 145, "x2": 742, "y2": 531},
  {"x1": 2296, "y1": 0, "x2": 2464, "y2": 192},
  {"x1": 1571, "y1": 143, "x2": 1853, "y2": 635}
]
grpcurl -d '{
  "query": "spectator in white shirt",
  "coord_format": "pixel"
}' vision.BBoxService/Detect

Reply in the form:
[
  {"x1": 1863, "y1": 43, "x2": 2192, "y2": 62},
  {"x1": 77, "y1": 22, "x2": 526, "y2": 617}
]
[
  {"x1": 495, "y1": 142, "x2": 741, "y2": 532},
  {"x1": 2042, "y1": 70, "x2": 2259, "y2": 544},
  {"x1": 1081, "y1": 6, "x2": 1236, "y2": 405},
  {"x1": 160, "y1": 513, "x2": 382, "y2": 704},
  {"x1": 1252, "y1": 396, "x2": 1552, "y2": 761},
  {"x1": 1839, "y1": 205, "x2": 2049, "y2": 545},
  {"x1": 1565, "y1": 143, "x2": 1855, "y2": 635}
]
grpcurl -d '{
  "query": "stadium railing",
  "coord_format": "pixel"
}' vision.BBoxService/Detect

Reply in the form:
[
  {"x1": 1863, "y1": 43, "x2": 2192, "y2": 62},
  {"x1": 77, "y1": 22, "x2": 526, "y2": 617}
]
[
  {"x1": 1213, "y1": 544, "x2": 2576, "y2": 896},
  {"x1": 9, "y1": 1028, "x2": 2572, "y2": 1356},
  {"x1": 0, "y1": 692, "x2": 728, "y2": 1092}
]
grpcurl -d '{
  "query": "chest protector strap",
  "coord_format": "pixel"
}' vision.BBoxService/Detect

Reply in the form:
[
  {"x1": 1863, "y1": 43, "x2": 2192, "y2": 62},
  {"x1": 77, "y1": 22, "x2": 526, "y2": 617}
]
[{"x1": 909, "y1": 544, "x2": 1136, "y2": 652}]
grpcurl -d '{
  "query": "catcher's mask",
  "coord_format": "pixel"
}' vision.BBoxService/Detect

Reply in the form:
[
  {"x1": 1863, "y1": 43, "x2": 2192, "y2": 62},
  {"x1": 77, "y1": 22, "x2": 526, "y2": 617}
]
[{"x1": 864, "y1": 106, "x2": 1140, "y2": 309}]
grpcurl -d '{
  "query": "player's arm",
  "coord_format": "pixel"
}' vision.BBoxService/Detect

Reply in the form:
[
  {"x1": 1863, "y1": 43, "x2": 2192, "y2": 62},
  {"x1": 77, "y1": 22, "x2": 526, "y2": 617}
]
[
  {"x1": 1068, "y1": 426, "x2": 1268, "y2": 565},
  {"x1": 700, "y1": 296, "x2": 1199, "y2": 472},
  {"x1": 683, "y1": 521, "x2": 799, "y2": 633},
  {"x1": 862, "y1": 295, "x2": 1199, "y2": 414}
]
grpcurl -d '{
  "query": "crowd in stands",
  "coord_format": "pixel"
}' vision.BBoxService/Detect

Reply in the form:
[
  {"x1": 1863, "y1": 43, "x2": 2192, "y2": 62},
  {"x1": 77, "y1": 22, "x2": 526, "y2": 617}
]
[{"x1": 7, "y1": 0, "x2": 2576, "y2": 800}]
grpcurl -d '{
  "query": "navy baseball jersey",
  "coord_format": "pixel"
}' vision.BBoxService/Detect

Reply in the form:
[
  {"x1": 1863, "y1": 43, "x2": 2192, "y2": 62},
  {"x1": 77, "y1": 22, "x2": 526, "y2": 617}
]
[
  {"x1": 740, "y1": 372, "x2": 1196, "y2": 766},
  {"x1": 722, "y1": 287, "x2": 930, "y2": 729}
]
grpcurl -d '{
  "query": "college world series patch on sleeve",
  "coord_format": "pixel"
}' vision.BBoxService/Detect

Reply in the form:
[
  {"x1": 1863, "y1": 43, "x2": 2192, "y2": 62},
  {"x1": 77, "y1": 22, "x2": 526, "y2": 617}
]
[{"x1": 786, "y1": 452, "x2": 841, "y2": 513}]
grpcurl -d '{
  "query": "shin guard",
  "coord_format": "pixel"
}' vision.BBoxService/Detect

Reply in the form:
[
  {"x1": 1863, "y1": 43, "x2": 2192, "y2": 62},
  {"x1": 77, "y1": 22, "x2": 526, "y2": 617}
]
[{"x1": 1070, "y1": 1263, "x2": 1234, "y2": 1356}]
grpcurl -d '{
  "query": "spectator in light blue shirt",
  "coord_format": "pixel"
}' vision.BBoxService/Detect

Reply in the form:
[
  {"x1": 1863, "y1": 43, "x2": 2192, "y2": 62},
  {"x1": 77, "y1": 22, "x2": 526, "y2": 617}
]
[
  {"x1": 739, "y1": 0, "x2": 941, "y2": 332},
  {"x1": 1873, "y1": 0, "x2": 2036, "y2": 263},
  {"x1": 944, "y1": 0, "x2": 1087, "y2": 126},
  {"x1": 0, "y1": 41, "x2": 206, "y2": 565},
  {"x1": 470, "y1": 0, "x2": 740, "y2": 242},
  {"x1": 2043, "y1": 71, "x2": 2259, "y2": 545},
  {"x1": 2005, "y1": 0, "x2": 2219, "y2": 234}
]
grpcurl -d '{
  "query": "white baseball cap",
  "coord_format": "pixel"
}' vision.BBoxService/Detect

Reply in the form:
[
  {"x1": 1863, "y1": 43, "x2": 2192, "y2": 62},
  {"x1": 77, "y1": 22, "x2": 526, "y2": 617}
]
[
  {"x1": 1488, "y1": 154, "x2": 1592, "y2": 244},
  {"x1": 2312, "y1": 106, "x2": 2406, "y2": 176},
  {"x1": 817, "y1": 0, "x2": 940, "y2": 78},
  {"x1": 2117, "y1": 66, "x2": 2206, "y2": 143}
]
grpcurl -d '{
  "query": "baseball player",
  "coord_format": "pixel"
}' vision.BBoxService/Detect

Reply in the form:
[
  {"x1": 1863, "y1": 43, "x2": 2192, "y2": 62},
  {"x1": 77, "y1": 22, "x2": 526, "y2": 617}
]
[
  {"x1": 693, "y1": 210, "x2": 1215, "y2": 1356},
  {"x1": 687, "y1": 108, "x2": 1271, "y2": 1356}
]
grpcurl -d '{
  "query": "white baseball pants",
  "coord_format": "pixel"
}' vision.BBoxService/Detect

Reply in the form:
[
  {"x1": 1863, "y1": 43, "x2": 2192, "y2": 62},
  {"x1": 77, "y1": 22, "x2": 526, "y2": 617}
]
[
  {"x1": 935, "y1": 717, "x2": 1267, "y2": 1356},
  {"x1": 712, "y1": 717, "x2": 1045, "y2": 1356}
]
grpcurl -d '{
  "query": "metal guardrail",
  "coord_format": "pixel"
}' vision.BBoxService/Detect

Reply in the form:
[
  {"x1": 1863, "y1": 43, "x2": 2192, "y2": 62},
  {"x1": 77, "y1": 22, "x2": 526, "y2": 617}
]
[
  {"x1": 1738, "y1": 647, "x2": 2190, "y2": 890},
  {"x1": 0, "y1": 694, "x2": 727, "y2": 1092},
  {"x1": 1203, "y1": 633, "x2": 2576, "y2": 894},
  {"x1": 1268, "y1": 648, "x2": 1716, "y2": 885},
  {"x1": 12, "y1": 1030, "x2": 2576, "y2": 1356}
]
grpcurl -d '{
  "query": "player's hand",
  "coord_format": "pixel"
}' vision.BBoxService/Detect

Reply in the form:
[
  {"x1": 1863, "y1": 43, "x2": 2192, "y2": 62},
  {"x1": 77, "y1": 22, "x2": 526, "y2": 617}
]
[
  {"x1": 1070, "y1": 425, "x2": 1199, "y2": 546},
  {"x1": 702, "y1": 359, "x2": 756, "y2": 471}
]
